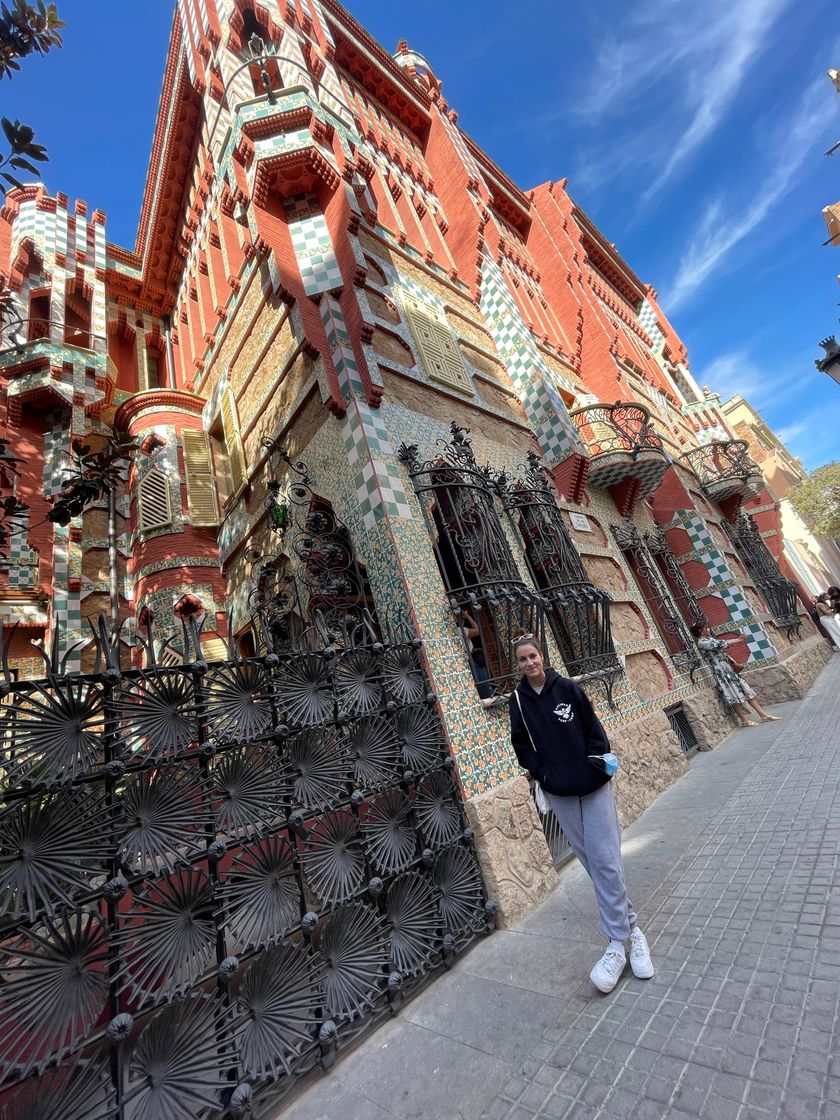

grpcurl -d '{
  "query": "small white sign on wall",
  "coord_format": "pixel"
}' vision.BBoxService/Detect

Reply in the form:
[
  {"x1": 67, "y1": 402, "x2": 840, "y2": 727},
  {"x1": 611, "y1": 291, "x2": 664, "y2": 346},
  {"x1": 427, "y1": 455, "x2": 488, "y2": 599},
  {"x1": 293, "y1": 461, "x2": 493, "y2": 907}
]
[{"x1": 568, "y1": 512, "x2": 592, "y2": 532}]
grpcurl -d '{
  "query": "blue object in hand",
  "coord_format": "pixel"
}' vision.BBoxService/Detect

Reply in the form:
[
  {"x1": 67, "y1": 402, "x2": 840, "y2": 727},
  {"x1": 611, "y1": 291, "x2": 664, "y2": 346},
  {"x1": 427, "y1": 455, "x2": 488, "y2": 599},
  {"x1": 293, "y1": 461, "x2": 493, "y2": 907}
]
[{"x1": 588, "y1": 752, "x2": 620, "y2": 776}]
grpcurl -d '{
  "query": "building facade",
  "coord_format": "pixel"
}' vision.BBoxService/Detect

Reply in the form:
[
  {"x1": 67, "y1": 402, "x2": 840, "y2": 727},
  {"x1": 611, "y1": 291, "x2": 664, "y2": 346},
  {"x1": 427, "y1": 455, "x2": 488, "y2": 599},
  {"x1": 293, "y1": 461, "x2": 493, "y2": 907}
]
[
  {"x1": 0, "y1": 1, "x2": 830, "y2": 924},
  {"x1": 722, "y1": 393, "x2": 840, "y2": 597}
]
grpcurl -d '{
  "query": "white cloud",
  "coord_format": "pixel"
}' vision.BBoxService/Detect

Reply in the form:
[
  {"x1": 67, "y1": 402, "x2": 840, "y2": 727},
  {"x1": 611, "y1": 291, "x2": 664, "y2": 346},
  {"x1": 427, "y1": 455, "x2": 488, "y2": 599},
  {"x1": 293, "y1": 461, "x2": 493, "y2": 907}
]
[
  {"x1": 701, "y1": 349, "x2": 801, "y2": 410},
  {"x1": 575, "y1": 0, "x2": 793, "y2": 198},
  {"x1": 664, "y1": 73, "x2": 836, "y2": 311}
]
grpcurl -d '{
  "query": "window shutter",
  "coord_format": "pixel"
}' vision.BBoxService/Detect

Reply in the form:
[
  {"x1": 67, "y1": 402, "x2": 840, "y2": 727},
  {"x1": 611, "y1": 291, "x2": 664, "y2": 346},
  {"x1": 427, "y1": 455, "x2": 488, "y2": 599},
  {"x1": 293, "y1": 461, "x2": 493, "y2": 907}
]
[
  {"x1": 402, "y1": 293, "x2": 474, "y2": 395},
  {"x1": 182, "y1": 430, "x2": 220, "y2": 527},
  {"x1": 137, "y1": 467, "x2": 172, "y2": 531},
  {"x1": 200, "y1": 634, "x2": 228, "y2": 662},
  {"x1": 220, "y1": 386, "x2": 247, "y2": 495}
]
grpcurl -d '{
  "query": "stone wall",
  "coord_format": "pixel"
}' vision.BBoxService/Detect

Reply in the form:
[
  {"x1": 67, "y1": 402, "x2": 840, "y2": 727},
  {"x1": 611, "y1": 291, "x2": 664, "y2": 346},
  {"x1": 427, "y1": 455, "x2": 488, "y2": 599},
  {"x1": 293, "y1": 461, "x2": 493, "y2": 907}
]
[
  {"x1": 742, "y1": 634, "x2": 831, "y2": 704},
  {"x1": 609, "y1": 709, "x2": 689, "y2": 828},
  {"x1": 680, "y1": 684, "x2": 737, "y2": 751},
  {"x1": 464, "y1": 776, "x2": 557, "y2": 928}
]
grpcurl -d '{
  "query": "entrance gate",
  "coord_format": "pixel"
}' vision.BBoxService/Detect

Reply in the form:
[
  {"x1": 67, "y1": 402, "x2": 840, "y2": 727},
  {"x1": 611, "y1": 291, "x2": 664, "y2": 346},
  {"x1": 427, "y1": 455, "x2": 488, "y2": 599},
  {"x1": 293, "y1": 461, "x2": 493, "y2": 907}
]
[{"x1": 0, "y1": 457, "x2": 492, "y2": 1119}]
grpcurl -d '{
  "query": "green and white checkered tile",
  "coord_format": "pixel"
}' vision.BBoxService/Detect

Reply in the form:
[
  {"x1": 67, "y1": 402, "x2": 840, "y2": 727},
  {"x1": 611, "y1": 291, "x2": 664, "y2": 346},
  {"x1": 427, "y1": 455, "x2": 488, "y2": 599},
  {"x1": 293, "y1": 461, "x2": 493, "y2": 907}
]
[
  {"x1": 742, "y1": 621, "x2": 776, "y2": 662},
  {"x1": 320, "y1": 296, "x2": 364, "y2": 400},
  {"x1": 285, "y1": 193, "x2": 342, "y2": 296},
  {"x1": 340, "y1": 405, "x2": 412, "y2": 529},
  {"x1": 719, "y1": 584, "x2": 752, "y2": 622},
  {"x1": 479, "y1": 257, "x2": 583, "y2": 464}
]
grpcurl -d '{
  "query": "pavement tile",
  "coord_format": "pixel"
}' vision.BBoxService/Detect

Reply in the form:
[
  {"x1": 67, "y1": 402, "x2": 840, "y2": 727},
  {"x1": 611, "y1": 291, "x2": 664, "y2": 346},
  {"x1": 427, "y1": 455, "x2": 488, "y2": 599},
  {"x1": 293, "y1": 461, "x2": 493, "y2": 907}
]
[{"x1": 278, "y1": 660, "x2": 839, "y2": 1120}]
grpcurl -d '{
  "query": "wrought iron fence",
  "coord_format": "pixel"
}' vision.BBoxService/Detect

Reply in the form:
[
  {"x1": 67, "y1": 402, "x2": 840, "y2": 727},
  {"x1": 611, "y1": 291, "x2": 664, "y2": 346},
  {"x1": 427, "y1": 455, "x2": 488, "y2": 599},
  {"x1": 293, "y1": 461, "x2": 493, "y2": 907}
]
[
  {"x1": 724, "y1": 512, "x2": 802, "y2": 637},
  {"x1": 0, "y1": 457, "x2": 494, "y2": 1119},
  {"x1": 611, "y1": 520, "x2": 701, "y2": 678},
  {"x1": 399, "y1": 425, "x2": 546, "y2": 701},
  {"x1": 497, "y1": 452, "x2": 623, "y2": 705}
]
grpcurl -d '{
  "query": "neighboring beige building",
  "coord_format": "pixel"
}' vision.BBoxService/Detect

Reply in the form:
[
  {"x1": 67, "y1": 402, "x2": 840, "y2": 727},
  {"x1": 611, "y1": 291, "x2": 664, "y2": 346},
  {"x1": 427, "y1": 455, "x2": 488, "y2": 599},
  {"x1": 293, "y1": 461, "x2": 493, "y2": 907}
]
[{"x1": 722, "y1": 394, "x2": 840, "y2": 595}]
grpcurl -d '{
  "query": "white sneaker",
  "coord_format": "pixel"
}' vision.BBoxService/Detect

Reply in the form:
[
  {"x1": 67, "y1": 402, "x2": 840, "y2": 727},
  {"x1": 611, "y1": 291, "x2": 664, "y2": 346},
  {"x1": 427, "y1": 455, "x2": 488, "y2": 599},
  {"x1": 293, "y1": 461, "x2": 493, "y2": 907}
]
[
  {"x1": 629, "y1": 927, "x2": 654, "y2": 979},
  {"x1": 590, "y1": 948, "x2": 627, "y2": 993}
]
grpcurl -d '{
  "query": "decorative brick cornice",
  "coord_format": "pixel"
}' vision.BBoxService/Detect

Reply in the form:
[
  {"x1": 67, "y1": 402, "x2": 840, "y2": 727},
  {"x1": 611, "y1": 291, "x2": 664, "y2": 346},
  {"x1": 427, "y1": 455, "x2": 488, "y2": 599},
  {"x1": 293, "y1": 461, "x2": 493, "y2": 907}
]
[{"x1": 114, "y1": 389, "x2": 206, "y2": 429}]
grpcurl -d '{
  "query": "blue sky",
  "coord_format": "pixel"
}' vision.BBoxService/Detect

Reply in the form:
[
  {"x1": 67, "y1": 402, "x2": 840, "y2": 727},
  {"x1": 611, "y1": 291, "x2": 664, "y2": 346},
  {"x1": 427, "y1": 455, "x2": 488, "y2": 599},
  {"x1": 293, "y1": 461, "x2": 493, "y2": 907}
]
[{"x1": 4, "y1": 0, "x2": 840, "y2": 468}]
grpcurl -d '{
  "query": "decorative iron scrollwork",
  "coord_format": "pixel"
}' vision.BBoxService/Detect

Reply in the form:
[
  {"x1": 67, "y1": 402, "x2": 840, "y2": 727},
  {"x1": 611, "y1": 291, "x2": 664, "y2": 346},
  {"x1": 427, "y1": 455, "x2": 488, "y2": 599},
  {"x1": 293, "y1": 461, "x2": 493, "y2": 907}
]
[
  {"x1": 611, "y1": 519, "x2": 701, "y2": 678},
  {"x1": 724, "y1": 512, "x2": 802, "y2": 637},
  {"x1": 399, "y1": 424, "x2": 546, "y2": 699},
  {"x1": 497, "y1": 451, "x2": 622, "y2": 705},
  {"x1": 570, "y1": 401, "x2": 664, "y2": 458}
]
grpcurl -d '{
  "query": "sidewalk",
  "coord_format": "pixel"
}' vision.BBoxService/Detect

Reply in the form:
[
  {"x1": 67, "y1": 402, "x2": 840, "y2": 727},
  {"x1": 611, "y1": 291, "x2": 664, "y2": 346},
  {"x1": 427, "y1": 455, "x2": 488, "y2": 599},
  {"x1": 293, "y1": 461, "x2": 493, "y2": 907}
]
[{"x1": 279, "y1": 654, "x2": 840, "y2": 1120}]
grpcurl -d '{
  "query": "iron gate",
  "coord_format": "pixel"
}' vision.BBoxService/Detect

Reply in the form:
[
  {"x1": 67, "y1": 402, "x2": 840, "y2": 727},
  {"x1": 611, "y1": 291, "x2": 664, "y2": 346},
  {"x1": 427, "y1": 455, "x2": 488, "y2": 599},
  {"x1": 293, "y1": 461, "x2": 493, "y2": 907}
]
[{"x1": 0, "y1": 456, "x2": 493, "y2": 1119}]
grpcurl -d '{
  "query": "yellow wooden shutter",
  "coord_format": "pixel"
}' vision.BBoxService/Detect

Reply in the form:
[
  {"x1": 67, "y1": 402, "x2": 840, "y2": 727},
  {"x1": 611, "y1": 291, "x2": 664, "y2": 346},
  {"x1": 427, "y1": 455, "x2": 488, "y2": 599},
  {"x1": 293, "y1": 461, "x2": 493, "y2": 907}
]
[
  {"x1": 402, "y1": 293, "x2": 474, "y2": 395},
  {"x1": 137, "y1": 467, "x2": 172, "y2": 531},
  {"x1": 200, "y1": 634, "x2": 229, "y2": 662},
  {"x1": 182, "y1": 429, "x2": 220, "y2": 527},
  {"x1": 220, "y1": 386, "x2": 247, "y2": 495}
]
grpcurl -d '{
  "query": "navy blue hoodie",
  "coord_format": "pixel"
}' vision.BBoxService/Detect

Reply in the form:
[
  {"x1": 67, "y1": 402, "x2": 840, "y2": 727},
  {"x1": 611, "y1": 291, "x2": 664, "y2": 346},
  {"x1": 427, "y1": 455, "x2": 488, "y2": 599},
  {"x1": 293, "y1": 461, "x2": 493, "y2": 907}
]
[{"x1": 508, "y1": 668, "x2": 611, "y2": 797}]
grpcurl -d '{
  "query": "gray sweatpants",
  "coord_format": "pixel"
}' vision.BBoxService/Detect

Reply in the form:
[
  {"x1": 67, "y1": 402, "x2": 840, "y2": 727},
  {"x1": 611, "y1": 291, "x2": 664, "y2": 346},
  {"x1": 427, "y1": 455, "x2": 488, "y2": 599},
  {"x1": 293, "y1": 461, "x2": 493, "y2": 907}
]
[{"x1": 544, "y1": 781, "x2": 637, "y2": 941}]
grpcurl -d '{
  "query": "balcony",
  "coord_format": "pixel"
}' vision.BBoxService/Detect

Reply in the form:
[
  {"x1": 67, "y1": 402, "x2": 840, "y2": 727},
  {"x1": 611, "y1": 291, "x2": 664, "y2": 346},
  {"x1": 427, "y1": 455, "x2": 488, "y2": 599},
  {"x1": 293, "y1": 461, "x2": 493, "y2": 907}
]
[
  {"x1": 570, "y1": 401, "x2": 669, "y2": 496},
  {"x1": 0, "y1": 328, "x2": 116, "y2": 422},
  {"x1": 679, "y1": 440, "x2": 763, "y2": 502}
]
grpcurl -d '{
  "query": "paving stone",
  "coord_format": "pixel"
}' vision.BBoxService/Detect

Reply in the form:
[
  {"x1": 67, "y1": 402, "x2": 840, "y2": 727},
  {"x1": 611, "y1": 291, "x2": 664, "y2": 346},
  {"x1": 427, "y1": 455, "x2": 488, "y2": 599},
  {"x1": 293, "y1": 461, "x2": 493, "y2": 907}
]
[{"x1": 279, "y1": 663, "x2": 840, "y2": 1120}]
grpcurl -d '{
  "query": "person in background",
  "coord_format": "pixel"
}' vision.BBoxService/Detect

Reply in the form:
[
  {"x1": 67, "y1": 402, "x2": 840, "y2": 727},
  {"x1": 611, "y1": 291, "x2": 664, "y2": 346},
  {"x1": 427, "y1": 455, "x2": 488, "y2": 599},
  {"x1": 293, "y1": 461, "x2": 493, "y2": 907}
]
[
  {"x1": 508, "y1": 633, "x2": 654, "y2": 994},
  {"x1": 815, "y1": 593, "x2": 840, "y2": 650},
  {"x1": 457, "y1": 608, "x2": 493, "y2": 700},
  {"x1": 689, "y1": 622, "x2": 781, "y2": 726}
]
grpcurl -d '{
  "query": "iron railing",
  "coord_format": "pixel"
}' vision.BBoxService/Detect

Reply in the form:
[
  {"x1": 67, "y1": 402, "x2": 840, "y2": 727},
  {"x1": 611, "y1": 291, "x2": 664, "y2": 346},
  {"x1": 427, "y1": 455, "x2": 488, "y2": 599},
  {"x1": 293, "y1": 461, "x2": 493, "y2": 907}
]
[
  {"x1": 496, "y1": 451, "x2": 622, "y2": 705},
  {"x1": 399, "y1": 424, "x2": 546, "y2": 701},
  {"x1": 612, "y1": 519, "x2": 701, "y2": 678},
  {"x1": 724, "y1": 512, "x2": 802, "y2": 637},
  {"x1": 679, "y1": 440, "x2": 763, "y2": 501},
  {"x1": 570, "y1": 401, "x2": 664, "y2": 458},
  {"x1": 0, "y1": 460, "x2": 493, "y2": 1119}
]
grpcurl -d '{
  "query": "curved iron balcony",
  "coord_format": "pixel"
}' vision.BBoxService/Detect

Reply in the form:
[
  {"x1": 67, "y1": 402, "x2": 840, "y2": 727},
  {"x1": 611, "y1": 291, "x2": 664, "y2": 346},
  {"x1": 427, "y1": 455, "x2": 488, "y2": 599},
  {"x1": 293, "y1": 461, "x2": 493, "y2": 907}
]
[
  {"x1": 679, "y1": 440, "x2": 763, "y2": 502},
  {"x1": 569, "y1": 401, "x2": 669, "y2": 492}
]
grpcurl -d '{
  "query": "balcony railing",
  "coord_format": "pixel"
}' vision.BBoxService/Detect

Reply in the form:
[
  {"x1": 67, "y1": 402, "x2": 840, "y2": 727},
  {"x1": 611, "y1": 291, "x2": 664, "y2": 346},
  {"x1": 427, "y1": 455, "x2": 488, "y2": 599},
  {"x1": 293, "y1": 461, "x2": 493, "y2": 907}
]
[
  {"x1": 679, "y1": 440, "x2": 763, "y2": 502},
  {"x1": 570, "y1": 401, "x2": 669, "y2": 494}
]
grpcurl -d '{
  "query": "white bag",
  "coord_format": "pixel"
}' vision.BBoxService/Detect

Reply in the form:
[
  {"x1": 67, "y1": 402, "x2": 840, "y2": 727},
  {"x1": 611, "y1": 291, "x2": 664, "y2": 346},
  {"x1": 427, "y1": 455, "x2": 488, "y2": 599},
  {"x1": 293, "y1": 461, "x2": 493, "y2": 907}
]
[
  {"x1": 513, "y1": 690, "x2": 550, "y2": 814},
  {"x1": 533, "y1": 780, "x2": 550, "y2": 815}
]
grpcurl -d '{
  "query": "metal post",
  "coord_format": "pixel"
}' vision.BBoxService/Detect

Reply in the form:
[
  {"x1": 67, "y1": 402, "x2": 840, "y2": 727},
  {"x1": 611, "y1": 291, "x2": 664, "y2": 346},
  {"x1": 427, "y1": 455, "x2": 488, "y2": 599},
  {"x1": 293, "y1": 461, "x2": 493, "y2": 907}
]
[{"x1": 108, "y1": 484, "x2": 119, "y2": 638}]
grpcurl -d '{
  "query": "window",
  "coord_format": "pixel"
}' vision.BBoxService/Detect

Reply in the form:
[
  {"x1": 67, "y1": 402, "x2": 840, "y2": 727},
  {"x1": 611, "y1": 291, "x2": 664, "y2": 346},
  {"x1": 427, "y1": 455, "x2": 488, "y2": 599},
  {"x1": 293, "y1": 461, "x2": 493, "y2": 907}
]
[
  {"x1": 399, "y1": 424, "x2": 544, "y2": 701},
  {"x1": 219, "y1": 386, "x2": 247, "y2": 497},
  {"x1": 137, "y1": 467, "x2": 172, "y2": 532},
  {"x1": 147, "y1": 354, "x2": 160, "y2": 388},
  {"x1": 64, "y1": 284, "x2": 91, "y2": 348},
  {"x1": 182, "y1": 430, "x2": 220, "y2": 527},
  {"x1": 500, "y1": 452, "x2": 621, "y2": 698},
  {"x1": 724, "y1": 513, "x2": 801, "y2": 637},
  {"x1": 28, "y1": 289, "x2": 50, "y2": 341},
  {"x1": 401, "y1": 292, "x2": 474, "y2": 395},
  {"x1": 611, "y1": 520, "x2": 700, "y2": 676}
]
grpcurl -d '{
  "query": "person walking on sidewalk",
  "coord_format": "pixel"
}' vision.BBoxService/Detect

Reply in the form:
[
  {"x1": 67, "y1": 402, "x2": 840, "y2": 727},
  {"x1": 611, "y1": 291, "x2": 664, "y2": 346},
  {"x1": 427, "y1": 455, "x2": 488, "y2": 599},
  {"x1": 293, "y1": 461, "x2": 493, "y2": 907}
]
[
  {"x1": 689, "y1": 622, "x2": 781, "y2": 727},
  {"x1": 508, "y1": 634, "x2": 653, "y2": 994}
]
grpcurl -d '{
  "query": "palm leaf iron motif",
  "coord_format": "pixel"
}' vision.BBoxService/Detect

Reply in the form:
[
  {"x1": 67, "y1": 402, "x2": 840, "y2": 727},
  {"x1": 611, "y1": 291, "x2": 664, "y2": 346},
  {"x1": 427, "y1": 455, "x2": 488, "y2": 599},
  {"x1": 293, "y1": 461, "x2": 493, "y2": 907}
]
[{"x1": 0, "y1": 444, "x2": 494, "y2": 1115}]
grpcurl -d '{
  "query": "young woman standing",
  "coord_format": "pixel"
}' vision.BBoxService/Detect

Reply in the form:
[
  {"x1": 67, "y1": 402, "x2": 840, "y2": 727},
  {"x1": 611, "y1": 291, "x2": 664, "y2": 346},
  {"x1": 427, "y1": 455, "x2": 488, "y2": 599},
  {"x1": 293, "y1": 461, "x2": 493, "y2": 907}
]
[
  {"x1": 689, "y1": 623, "x2": 781, "y2": 727},
  {"x1": 508, "y1": 635, "x2": 654, "y2": 994}
]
